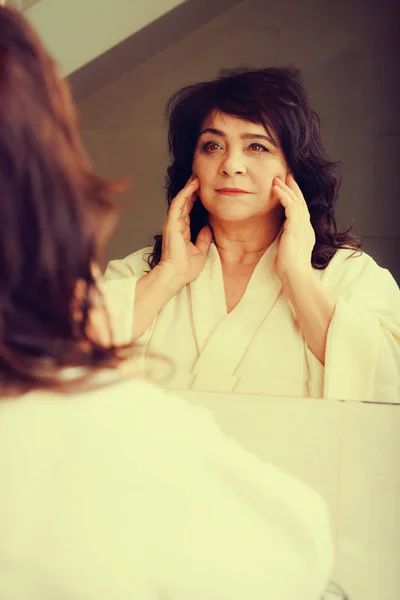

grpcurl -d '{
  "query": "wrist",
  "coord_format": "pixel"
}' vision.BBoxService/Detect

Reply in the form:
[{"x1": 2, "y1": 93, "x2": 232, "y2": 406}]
[
  {"x1": 280, "y1": 267, "x2": 316, "y2": 303},
  {"x1": 280, "y1": 265, "x2": 313, "y2": 287},
  {"x1": 153, "y1": 262, "x2": 187, "y2": 295}
]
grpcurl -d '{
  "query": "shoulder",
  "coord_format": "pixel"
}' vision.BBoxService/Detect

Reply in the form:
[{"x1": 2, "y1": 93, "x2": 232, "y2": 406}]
[
  {"x1": 105, "y1": 246, "x2": 153, "y2": 279},
  {"x1": 324, "y1": 247, "x2": 375, "y2": 273},
  {"x1": 321, "y1": 247, "x2": 389, "y2": 280},
  {"x1": 75, "y1": 377, "x2": 222, "y2": 455},
  {"x1": 0, "y1": 376, "x2": 217, "y2": 466},
  {"x1": 320, "y1": 248, "x2": 399, "y2": 304}
]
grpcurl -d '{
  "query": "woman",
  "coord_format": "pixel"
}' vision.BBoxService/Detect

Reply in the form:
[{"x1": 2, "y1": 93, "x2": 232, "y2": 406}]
[
  {"x1": 105, "y1": 69, "x2": 400, "y2": 401},
  {"x1": 0, "y1": 6, "x2": 334, "y2": 599}
]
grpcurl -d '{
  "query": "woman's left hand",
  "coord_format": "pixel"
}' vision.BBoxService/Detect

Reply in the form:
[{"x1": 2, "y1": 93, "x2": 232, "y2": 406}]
[{"x1": 273, "y1": 173, "x2": 316, "y2": 284}]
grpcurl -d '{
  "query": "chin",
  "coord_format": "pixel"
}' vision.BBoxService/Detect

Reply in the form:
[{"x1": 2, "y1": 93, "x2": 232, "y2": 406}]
[{"x1": 210, "y1": 210, "x2": 259, "y2": 223}]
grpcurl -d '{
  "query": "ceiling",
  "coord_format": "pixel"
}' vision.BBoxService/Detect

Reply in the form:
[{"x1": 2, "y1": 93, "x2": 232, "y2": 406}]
[
  {"x1": 20, "y1": 0, "x2": 242, "y2": 101},
  {"x1": 23, "y1": 0, "x2": 46, "y2": 9},
  {"x1": 5, "y1": 0, "x2": 44, "y2": 10},
  {"x1": 24, "y1": 0, "x2": 189, "y2": 76}
]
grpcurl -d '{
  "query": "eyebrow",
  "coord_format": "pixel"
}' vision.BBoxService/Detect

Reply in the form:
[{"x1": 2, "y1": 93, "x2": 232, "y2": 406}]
[{"x1": 199, "y1": 127, "x2": 278, "y2": 147}]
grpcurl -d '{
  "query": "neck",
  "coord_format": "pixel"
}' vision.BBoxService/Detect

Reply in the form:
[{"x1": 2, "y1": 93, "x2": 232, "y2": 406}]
[{"x1": 209, "y1": 209, "x2": 284, "y2": 268}]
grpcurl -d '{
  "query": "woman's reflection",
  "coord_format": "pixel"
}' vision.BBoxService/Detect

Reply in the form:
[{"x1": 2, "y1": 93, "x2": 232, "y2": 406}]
[{"x1": 104, "y1": 68, "x2": 400, "y2": 400}]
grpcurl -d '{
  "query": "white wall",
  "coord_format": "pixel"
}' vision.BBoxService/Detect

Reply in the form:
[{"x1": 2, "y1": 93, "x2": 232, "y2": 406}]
[{"x1": 79, "y1": 0, "x2": 400, "y2": 281}]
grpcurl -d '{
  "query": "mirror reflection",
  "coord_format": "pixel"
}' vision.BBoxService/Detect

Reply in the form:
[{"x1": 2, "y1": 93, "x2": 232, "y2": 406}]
[{"x1": 96, "y1": 71, "x2": 399, "y2": 401}]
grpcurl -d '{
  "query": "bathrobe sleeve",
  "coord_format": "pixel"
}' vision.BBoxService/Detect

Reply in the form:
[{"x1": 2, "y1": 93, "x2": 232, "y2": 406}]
[
  {"x1": 100, "y1": 247, "x2": 152, "y2": 345},
  {"x1": 307, "y1": 250, "x2": 400, "y2": 402}
]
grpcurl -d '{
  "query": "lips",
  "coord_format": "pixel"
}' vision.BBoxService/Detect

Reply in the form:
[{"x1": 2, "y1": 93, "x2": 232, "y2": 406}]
[{"x1": 215, "y1": 188, "x2": 250, "y2": 195}]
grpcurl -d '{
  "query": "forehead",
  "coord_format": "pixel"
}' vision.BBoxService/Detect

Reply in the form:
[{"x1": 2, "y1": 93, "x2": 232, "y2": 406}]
[{"x1": 201, "y1": 110, "x2": 275, "y2": 139}]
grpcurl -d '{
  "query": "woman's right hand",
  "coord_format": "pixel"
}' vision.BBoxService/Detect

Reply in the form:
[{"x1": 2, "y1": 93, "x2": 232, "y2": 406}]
[
  {"x1": 109, "y1": 178, "x2": 211, "y2": 342},
  {"x1": 159, "y1": 176, "x2": 212, "y2": 286}
]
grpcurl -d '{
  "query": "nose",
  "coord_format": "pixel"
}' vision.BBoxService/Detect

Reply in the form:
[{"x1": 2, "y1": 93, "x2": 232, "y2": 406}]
[{"x1": 219, "y1": 149, "x2": 246, "y2": 177}]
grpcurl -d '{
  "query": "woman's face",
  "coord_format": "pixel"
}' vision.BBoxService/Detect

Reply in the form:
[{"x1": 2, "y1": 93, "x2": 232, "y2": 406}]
[{"x1": 192, "y1": 111, "x2": 288, "y2": 223}]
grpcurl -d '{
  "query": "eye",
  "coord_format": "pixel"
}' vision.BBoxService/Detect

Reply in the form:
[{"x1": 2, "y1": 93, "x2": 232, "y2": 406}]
[
  {"x1": 248, "y1": 143, "x2": 269, "y2": 153},
  {"x1": 202, "y1": 141, "x2": 223, "y2": 153}
]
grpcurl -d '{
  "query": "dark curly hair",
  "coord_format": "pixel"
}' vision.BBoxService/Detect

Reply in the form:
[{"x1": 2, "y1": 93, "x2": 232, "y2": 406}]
[{"x1": 148, "y1": 67, "x2": 361, "y2": 269}]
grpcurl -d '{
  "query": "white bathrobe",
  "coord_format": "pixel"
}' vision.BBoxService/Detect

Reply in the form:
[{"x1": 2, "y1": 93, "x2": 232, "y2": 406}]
[
  {"x1": 0, "y1": 375, "x2": 333, "y2": 600},
  {"x1": 104, "y1": 237, "x2": 400, "y2": 402}
]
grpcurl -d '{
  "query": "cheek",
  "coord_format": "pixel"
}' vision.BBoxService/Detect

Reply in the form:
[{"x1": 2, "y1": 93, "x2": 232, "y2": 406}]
[
  {"x1": 255, "y1": 159, "x2": 287, "y2": 190},
  {"x1": 192, "y1": 155, "x2": 205, "y2": 181},
  {"x1": 268, "y1": 156, "x2": 288, "y2": 177},
  {"x1": 191, "y1": 155, "x2": 199, "y2": 177},
  {"x1": 192, "y1": 156, "x2": 214, "y2": 188},
  {"x1": 276, "y1": 155, "x2": 289, "y2": 178}
]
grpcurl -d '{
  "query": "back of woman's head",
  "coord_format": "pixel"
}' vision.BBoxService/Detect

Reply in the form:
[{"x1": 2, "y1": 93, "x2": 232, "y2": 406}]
[
  {"x1": 0, "y1": 7, "x2": 122, "y2": 393},
  {"x1": 149, "y1": 68, "x2": 360, "y2": 269}
]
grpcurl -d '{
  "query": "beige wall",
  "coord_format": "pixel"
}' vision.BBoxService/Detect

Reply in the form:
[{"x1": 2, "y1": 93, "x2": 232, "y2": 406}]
[{"x1": 79, "y1": 0, "x2": 400, "y2": 281}]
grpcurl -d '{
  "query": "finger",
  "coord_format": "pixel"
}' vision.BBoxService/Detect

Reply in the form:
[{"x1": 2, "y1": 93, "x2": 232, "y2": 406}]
[
  {"x1": 273, "y1": 183, "x2": 295, "y2": 208},
  {"x1": 171, "y1": 179, "x2": 200, "y2": 212},
  {"x1": 181, "y1": 195, "x2": 197, "y2": 220},
  {"x1": 286, "y1": 174, "x2": 309, "y2": 210},
  {"x1": 275, "y1": 177, "x2": 311, "y2": 224},
  {"x1": 170, "y1": 178, "x2": 200, "y2": 215},
  {"x1": 273, "y1": 185, "x2": 299, "y2": 224},
  {"x1": 283, "y1": 202, "x2": 296, "y2": 220},
  {"x1": 274, "y1": 176, "x2": 298, "y2": 204}
]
